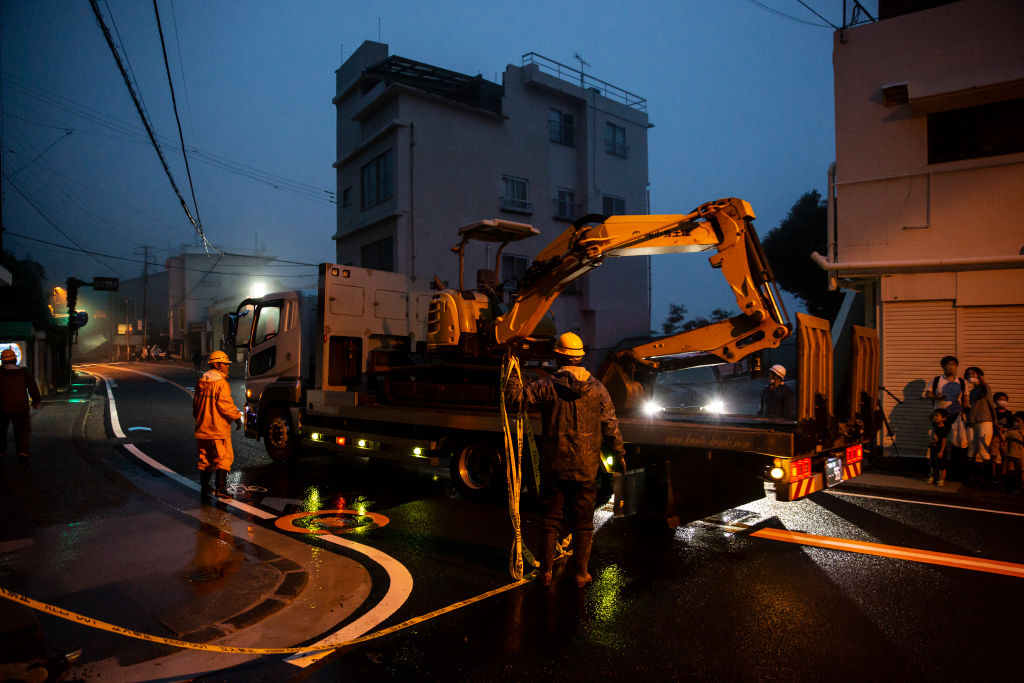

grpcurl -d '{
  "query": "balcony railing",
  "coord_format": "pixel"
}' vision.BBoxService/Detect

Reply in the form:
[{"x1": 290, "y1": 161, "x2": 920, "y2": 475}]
[
  {"x1": 522, "y1": 52, "x2": 647, "y2": 112},
  {"x1": 500, "y1": 196, "x2": 534, "y2": 214}
]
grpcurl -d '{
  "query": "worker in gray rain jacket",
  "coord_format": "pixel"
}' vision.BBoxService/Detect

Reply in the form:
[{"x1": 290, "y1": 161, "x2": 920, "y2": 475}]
[
  {"x1": 505, "y1": 332, "x2": 626, "y2": 587},
  {"x1": 193, "y1": 350, "x2": 242, "y2": 498}
]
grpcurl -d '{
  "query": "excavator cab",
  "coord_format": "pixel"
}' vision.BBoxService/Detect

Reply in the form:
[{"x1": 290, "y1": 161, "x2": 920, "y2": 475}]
[{"x1": 427, "y1": 219, "x2": 556, "y2": 357}]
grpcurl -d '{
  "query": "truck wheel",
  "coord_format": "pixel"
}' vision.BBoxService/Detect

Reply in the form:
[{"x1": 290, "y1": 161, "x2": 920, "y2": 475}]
[
  {"x1": 264, "y1": 408, "x2": 297, "y2": 463},
  {"x1": 450, "y1": 442, "x2": 501, "y2": 500}
]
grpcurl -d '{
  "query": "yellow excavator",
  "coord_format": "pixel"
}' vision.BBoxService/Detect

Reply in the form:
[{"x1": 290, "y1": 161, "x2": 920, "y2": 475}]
[{"x1": 425, "y1": 197, "x2": 791, "y2": 414}]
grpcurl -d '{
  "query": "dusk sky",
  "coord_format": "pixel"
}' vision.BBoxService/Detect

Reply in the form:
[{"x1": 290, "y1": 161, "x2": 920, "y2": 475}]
[{"x1": 1, "y1": 0, "x2": 874, "y2": 328}]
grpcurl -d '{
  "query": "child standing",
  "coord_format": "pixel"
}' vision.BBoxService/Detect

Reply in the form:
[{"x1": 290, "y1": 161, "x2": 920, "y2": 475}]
[
  {"x1": 927, "y1": 408, "x2": 951, "y2": 487},
  {"x1": 1003, "y1": 412, "x2": 1024, "y2": 494}
]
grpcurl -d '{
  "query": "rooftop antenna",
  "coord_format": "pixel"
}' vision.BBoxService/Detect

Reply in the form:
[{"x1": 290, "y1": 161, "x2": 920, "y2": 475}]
[{"x1": 574, "y1": 52, "x2": 590, "y2": 89}]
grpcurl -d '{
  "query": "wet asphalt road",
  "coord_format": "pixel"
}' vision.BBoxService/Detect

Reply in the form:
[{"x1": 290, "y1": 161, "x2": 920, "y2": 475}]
[{"x1": 7, "y1": 361, "x2": 1024, "y2": 681}]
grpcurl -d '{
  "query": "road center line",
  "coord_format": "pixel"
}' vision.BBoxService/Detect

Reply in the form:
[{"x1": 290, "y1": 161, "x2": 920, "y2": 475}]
[
  {"x1": 87, "y1": 369, "x2": 415, "y2": 660},
  {"x1": 751, "y1": 528, "x2": 1024, "y2": 578},
  {"x1": 827, "y1": 489, "x2": 1024, "y2": 517}
]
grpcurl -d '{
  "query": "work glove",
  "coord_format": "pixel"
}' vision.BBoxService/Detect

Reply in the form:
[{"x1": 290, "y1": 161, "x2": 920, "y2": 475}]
[{"x1": 234, "y1": 418, "x2": 242, "y2": 431}]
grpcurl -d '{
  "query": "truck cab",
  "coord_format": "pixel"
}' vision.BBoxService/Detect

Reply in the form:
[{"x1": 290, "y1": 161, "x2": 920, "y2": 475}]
[{"x1": 229, "y1": 290, "x2": 316, "y2": 460}]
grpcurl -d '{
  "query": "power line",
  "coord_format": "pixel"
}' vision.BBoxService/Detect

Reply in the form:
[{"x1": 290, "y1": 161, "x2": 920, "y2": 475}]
[
  {"x1": 3, "y1": 228, "x2": 319, "y2": 277},
  {"x1": 2, "y1": 72, "x2": 336, "y2": 204},
  {"x1": 795, "y1": 0, "x2": 839, "y2": 29},
  {"x1": 89, "y1": 0, "x2": 211, "y2": 248},
  {"x1": 738, "y1": 0, "x2": 830, "y2": 28},
  {"x1": 3, "y1": 178, "x2": 127, "y2": 277},
  {"x1": 153, "y1": 0, "x2": 203, "y2": 236}
]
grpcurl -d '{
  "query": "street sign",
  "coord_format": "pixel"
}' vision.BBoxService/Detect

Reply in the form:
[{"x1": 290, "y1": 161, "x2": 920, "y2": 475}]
[{"x1": 92, "y1": 277, "x2": 120, "y2": 291}]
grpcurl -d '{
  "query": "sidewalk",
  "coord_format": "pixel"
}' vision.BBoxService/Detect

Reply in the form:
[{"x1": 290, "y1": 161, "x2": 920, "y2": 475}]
[
  {"x1": 0, "y1": 371, "x2": 368, "y2": 679},
  {"x1": 836, "y1": 454, "x2": 1024, "y2": 511}
]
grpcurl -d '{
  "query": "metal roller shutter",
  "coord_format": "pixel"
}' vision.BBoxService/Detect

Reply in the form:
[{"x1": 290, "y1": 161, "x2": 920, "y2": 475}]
[
  {"x1": 881, "y1": 300, "x2": 956, "y2": 457},
  {"x1": 958, "y1": 306, "x2": 1024, "y2": 407}
]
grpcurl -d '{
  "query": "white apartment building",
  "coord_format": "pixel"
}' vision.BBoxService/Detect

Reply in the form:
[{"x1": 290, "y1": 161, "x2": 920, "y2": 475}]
[
  {"x1": 825, "y1": 0, "x2": 1024, "y2": 453},
  {"x1": 334, "y1": 41, "x2": 652, "y2": 356},
  {"x1": 166, "y1": 247, "x2": 286, "y2": 361}
]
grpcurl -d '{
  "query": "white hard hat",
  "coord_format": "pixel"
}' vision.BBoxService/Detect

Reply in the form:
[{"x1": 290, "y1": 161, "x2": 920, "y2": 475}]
[
  {"x1": 770, "y1": 364, "x2": 786, "y2": 379},
  {"x1": 554, "y1": 332, "x2": 585, "y2": 357}
]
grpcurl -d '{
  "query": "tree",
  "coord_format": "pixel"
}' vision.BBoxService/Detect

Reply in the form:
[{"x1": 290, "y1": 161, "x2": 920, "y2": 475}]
[
  {"x1": 661, "y1": 304, "x2": 734, "y2": 336},
  {"x1": 760, "y1": 190, "x2": 844, "y2": 321}
]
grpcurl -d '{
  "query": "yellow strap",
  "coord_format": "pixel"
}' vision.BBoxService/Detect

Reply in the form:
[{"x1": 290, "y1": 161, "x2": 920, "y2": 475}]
[
  {"x1": 500, "y1": 351, "x2": 537, "y2": 580},
  {"x1": 0, "y1": 579, "x2": 532, "y2": 655}
]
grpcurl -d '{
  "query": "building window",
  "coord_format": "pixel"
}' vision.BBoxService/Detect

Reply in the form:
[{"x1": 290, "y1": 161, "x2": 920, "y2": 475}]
[
  {"x1": 360, "y1": 150, "x2": 394, "y2": 209},
  {"x1": 500, "y1": 175, "x2": 532, "y2": 213},
  {"x1": 549, "y1": 109, "x2": 574, "y2": 146},
  {"x1": 177, "y1": 307, "x2": 185, "y2": 331},
  {"x1": 361, "y1": 237, "x2": 394, "y2": 272},
  {"x1": 342, "y1": 186, "x2": 353, "y2": 207},
  {"x1": 555, "y1": 188, "x2": 575, "y2": 220},
  {"x1": 605, "y1": 122, "x2": 627, "y2": 157},
  {"x1": 602, "y1": 194, "x2": 625, "y2": 216},
  {"x1": 501, "y1": 253, "x2": 529, "y2": 290},
  {"x1": 928, "y1": 98, "x2": 1024, "y2": 164}
]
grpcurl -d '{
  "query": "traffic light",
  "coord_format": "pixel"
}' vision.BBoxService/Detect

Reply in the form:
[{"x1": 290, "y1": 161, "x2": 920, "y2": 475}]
[
  {"x1": 70, "y1": 311, "x2": 89, "y2": 329},
  {"x1": 66, "y1": 278, "x2": 80, "y2": 313}
]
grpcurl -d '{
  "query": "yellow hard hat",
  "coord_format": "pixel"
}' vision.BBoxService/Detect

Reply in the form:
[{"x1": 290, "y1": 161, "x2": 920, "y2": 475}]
[
  {"x1": 1, "y1": 348, "x2": 16, "y2": 363},
  {"x1": 208, "y1": 350, "x2": 232, "y2": 365},
  {"x1": 554, "y1": 332, "x2": 585, "y2": 357}
]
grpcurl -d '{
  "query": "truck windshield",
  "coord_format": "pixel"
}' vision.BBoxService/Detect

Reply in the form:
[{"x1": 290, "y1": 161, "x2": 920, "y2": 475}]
[{"x1": 252, "y1": 302, "x2": 282, "y2": 346}]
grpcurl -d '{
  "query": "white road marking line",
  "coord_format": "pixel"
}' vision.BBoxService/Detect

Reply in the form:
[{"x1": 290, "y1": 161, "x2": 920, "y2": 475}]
[
  {"x1": 827, "y1": 489, "x2": 1024, "y2": 517},
  {"x1": 95, "y1": 363, "x2": 193, "y2": 395},
  {"x1": 88, "y1": 369, "x2": 414, "y2": 657},
  {"x1": 285, "y1": 534, "x2": 416, "y2": 667}
]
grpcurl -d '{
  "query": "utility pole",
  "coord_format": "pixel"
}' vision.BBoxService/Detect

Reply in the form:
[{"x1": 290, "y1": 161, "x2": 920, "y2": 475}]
[{"x1": 141, "y1": 245, "x2": 149, "y2": 353}]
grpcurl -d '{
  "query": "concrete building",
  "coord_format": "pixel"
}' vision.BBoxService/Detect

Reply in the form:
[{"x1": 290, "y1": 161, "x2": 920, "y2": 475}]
[
  {"x1": 825, "y1": 0, "x2": 1024, "y2": 454},
  {"x1": 333, "y1": 41, "x2": 653, "y2": 356},
  {"x1": 166, "y1": 247, "x2": 296, "y2": 362}
]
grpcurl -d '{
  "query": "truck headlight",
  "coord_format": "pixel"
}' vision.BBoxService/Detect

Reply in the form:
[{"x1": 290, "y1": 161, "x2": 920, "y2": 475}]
[
  {"x1": 642, "y1": 400, "x2": 662, "y2": 416},
  {"x1": 703, "y1": 399, "x2": 726, "y2": 414}
]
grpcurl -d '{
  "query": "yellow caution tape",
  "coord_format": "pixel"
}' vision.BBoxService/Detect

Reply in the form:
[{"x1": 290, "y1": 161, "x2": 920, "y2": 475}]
[{"x1": 0, "y1": 578, "x2": 531, "y2": 655}]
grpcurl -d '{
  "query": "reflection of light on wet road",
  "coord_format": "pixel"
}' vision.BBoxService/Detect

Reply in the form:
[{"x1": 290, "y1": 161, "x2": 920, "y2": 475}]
[
  {"x1": 302, "y1": 486, "x2": 322, "y2": 512},
  {"x1": 86, "y1": 367, "x2": 415, "y2": 668},
  {"x1": 591, "y1": 564, "x2": 625, "y2": 621}
]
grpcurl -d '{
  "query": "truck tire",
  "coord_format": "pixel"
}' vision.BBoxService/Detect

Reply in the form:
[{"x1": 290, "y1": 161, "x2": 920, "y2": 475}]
[
  {"x1": 264, "y1": 408, "x2": 297, "y2": 463},
  {"x1": 450, "y1": 442, "x2": 501, "y2": 500}
]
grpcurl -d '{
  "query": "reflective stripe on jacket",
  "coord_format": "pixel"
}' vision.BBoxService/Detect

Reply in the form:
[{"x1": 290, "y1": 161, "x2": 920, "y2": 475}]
[{"x1": 193, "y1": 369, "x2": 241, "y2": 439}]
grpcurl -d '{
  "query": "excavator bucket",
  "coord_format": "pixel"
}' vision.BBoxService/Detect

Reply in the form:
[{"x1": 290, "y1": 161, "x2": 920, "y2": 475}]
[{"x1": 796, "y1": 313, "x2": 833, "y2": 422}]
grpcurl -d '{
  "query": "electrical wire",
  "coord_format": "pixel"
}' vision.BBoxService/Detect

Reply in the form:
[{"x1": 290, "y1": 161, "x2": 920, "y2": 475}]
[
  {"x1": 2, "y1": 72, "x2": 336, "y2": 204},
  {"x1": 3, "y1": 228, "x2": 318, "y2": 277},
  {"x1": 89, "y1": 0, "x2": 211, "y2": 248},
  {"x1": 794, "y1": 0, "x2": 839, "y2": 29},
  {"x1": 153, "y1": 0, "x2": 203, "y2": 236},
  {"x1": 3, "y1": 180, "x2": 127, "y2": 277},
  {"x1": 738, "y1": 0, "x2": 831, "y2": 28}
]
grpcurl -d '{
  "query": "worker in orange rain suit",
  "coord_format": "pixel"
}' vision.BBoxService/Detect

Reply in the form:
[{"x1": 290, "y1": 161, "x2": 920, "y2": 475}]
[
  {"x1": 505, "y1": 332, "x2": 626, "y2": 587},
  {"x1": 194, "y1": 350, "x2": 242, "y2": 498}
]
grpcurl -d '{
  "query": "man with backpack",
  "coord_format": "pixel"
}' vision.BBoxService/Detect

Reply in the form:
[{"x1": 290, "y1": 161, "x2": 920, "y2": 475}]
[{"x1": 924, "y1": 355, "x2": 970, "y2": 481}]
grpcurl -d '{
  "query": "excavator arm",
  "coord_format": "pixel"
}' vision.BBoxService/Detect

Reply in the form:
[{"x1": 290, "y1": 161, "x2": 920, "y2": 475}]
[{"x1": 488, "y1": 197, "x2": 790, "y2": 413}]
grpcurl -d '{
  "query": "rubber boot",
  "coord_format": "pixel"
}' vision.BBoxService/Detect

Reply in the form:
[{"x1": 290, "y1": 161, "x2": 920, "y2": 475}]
[
  {"x1": 540, "y1": 528, "x2": 557, "y2": 586},
  {"x1": 199, "y1": 470, "x2": 212, "y2": 497},
  {"x1": 573, "y1": 531, "x2": 593, "y2": 587},
  {"x1": 214, "y1": 469, "x2": 229, "y2": 497}
]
